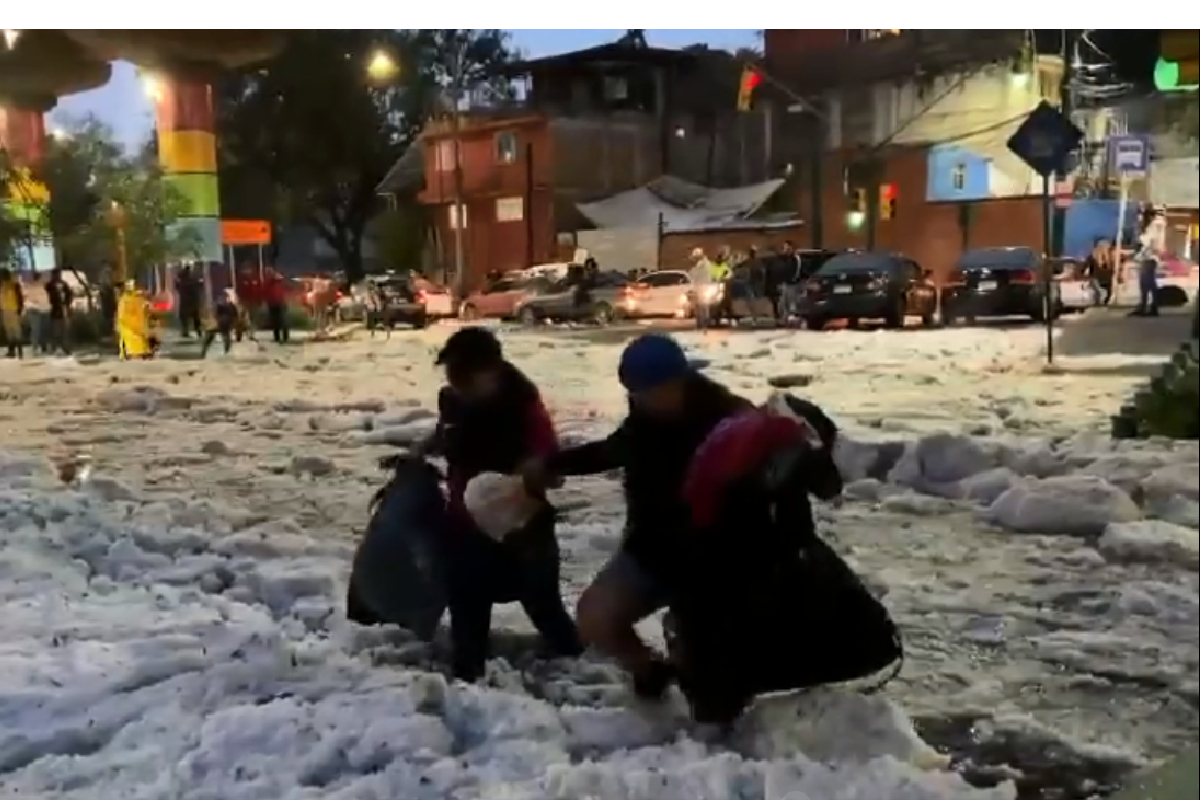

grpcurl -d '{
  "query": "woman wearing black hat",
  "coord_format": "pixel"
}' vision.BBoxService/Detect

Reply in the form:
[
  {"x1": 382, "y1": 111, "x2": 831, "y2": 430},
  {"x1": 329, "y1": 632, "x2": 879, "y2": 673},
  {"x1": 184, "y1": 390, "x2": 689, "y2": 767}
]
[{"x1": 428, "y1": 326, "x2": 582, "y2": 681}]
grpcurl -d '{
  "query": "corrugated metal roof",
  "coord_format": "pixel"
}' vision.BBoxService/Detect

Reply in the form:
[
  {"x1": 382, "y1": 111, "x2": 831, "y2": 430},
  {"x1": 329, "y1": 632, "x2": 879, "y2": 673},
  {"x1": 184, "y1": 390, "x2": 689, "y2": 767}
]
[{"x1": 577, "y1": 176, "x2": 791, "y2": 233}]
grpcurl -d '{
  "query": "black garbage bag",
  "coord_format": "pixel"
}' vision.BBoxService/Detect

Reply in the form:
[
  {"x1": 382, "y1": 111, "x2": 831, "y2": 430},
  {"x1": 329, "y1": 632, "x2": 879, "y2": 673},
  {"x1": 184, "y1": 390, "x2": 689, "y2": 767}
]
[
  {"x1": 666, "y1": 536, "x2": 902, "y2": 724},
  {"x1": 665, "y1": 394, "x2": 901, "y2": 724},
  {"x1": 346, "y1": 455, "x2": 449, "y2": 641}
]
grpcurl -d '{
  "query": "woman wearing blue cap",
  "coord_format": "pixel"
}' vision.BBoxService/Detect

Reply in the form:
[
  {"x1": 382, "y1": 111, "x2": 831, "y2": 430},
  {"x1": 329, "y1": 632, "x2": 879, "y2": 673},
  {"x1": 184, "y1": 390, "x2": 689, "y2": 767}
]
[{"x1": 523, "y1": 332, "x2": 751, "y2": 700}]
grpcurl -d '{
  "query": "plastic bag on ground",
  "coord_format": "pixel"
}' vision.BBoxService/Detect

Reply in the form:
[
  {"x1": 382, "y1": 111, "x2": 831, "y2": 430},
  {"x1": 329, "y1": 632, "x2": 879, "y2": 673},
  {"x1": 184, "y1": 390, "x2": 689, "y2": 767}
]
[{"x1": 463, "y1": 472, "x2": 539, "y2": 541}]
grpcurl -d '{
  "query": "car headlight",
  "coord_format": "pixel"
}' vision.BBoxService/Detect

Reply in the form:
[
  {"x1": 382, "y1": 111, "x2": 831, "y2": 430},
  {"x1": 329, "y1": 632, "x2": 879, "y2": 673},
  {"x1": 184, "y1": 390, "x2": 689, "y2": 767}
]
[{"x1": 701, "y1": 285, "x2": 722, "y2": 301}]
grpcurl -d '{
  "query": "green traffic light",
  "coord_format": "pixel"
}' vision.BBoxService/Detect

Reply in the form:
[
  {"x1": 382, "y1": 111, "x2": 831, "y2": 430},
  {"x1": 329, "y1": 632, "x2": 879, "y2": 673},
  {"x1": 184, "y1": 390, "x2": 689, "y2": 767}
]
[{"x1": 1155, "y1": 57, "x2": 1180, "y2": 90}]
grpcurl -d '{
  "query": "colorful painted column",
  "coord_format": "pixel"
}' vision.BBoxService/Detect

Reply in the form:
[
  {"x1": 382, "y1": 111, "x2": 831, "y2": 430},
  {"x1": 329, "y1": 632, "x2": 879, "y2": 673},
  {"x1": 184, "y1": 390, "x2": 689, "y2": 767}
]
[
  {"x1": 0, "y1": 106, "x2": 54, "y2": 272},
  {"x1": 152, "y1": 79, "x2": 222, "y2": 267}
]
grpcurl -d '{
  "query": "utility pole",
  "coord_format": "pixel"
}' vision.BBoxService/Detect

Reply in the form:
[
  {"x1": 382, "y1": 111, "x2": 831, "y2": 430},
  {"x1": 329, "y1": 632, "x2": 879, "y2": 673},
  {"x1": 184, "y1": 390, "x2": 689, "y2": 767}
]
[
  {"x1": 1052, "y1": 29, "x2": 1078, "y2": 258},
  {"x1": 448, "y1": 46, "x2": 467, "y2": 297}
]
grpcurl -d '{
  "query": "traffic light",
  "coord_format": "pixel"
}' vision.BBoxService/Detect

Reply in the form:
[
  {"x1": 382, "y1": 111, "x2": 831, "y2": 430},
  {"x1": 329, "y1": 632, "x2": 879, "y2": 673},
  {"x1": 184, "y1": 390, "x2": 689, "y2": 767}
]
[
  {"x1": 879, "y1": 183, "x2": 896, "y2": 220},
  {"x1": 1155, "y1": 30, "x2": 1198, "y2": 91},
  {"x1": 736, "y1": 66, "x2": 762, "y2": 112},
  {"x1": 846, "y1": 188, "x2": 866, "y2": 229}
]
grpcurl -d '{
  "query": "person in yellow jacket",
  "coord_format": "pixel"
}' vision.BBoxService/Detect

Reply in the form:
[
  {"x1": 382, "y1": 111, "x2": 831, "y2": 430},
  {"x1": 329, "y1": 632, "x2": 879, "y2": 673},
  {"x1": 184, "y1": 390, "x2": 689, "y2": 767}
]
[
  {"x1": 1, "y1": 267, "x2": 26, "y2": 359},
  {"x1": 708, "y1": 247, "x2": 732, "y2": 283},
  {"x1": 117, "y1": 281, "x2": 156, "y2": 360}
]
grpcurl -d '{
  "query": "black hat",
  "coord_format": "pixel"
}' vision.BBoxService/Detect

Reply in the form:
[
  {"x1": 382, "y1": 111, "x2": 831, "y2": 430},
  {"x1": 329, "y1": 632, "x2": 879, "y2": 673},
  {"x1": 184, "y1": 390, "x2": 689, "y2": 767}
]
[{"x1": 435, "y1": 326, "x2": 503, "y2": 372}]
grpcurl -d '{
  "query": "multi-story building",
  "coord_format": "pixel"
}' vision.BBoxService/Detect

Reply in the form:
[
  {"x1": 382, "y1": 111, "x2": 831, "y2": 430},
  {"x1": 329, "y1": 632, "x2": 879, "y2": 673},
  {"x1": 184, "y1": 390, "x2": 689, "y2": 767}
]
[
  {"x1": 379, "y1": 33, "x2": 774, "y2": 285},
  {"x1": 763, "y1": 30, "x2": 1090, "y2": 276}
]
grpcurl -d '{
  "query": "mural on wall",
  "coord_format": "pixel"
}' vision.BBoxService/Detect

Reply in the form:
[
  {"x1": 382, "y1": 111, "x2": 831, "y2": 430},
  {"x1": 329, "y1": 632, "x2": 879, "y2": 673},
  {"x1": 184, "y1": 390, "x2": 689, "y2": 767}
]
[{"x1": 925, "y1": 143, "x2": 1032, "y2": 201}]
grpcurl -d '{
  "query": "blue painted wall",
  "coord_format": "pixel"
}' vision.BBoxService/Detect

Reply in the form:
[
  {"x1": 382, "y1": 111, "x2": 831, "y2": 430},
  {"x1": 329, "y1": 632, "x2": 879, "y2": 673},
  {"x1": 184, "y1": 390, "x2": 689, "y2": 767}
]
[
  {"x1": 926, "y1": 144, "x2": 991, "y2": 201},
  {"x1": 1063, "y1": 200, "x2": 1140, "y2": 258}
]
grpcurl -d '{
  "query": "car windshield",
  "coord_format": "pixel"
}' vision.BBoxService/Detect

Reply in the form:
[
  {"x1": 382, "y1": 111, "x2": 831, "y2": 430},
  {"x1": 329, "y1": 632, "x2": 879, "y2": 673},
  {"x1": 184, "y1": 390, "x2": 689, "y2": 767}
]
[
  {"x1": 957, "y1": 247, "x2": 1037, "y2": 270},
  {"x1": 816, "y1": 253, "x2": 891, "y2": 275}
]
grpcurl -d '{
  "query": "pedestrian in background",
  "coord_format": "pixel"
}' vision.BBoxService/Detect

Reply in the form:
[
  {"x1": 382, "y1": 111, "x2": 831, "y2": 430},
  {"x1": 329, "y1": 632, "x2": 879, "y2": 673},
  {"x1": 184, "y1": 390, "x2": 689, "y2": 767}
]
[
  {"x1": 44, "y1": 268, "x2": 74, "y2": 355},
  {"x1": 1, "y1": 268, "x2": 26, "y2": 359},
  {"x1": 23, "y1": 273, "x2": 50, "y2": 355}
]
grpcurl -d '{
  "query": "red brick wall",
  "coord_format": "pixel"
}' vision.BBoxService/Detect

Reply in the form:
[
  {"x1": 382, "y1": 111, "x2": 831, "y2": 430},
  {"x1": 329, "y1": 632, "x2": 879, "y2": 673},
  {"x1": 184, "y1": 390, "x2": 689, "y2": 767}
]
[
  {"x1": 795, "y1": 145, "x2": 1045, "y2": 282},
  {"x1": 420, "y1": 117, "x2": 552, "y2": 205}
]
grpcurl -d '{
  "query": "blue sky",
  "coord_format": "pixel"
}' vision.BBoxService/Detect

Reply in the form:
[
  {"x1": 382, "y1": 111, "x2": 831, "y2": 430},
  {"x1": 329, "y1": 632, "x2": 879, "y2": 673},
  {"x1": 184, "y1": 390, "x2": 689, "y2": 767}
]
[{"x1": 53, "y1": 29, "x2": 759, "y2": 148}]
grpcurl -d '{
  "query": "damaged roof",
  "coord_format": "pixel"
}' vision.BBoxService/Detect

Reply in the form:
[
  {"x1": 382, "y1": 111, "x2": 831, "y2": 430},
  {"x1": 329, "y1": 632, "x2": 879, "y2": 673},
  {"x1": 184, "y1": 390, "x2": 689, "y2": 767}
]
[{"x1": 577, "y1": 175, "x2": 797, "y2": 233}]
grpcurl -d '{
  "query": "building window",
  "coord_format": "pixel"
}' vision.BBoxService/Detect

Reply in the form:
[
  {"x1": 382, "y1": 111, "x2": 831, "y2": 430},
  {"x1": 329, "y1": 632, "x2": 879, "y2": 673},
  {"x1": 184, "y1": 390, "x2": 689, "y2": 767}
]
[
  {"x1": 847, "y1": 30, "x2": 901, "y2": 44},
  {"x1": 952, "y1": 163, "x2": 966, "y2": 191},
  {"x1": 603, "y1": 75, "x2": 629, "y2": 101},
  {"x1": 495, "y1": 196, "x2": 524, "y2": 223},
  {"x1": 495, "y1": 131, "x2": 518, "y2": 165},
  {"x1": 434, "y1": 139, "x2": 458, "y2": 172},
  {"x1": 448, "y1": 204, "x2": 467, "y2": 230},
  {"x1": 1037, "y1": 66, "x2": 1061, "y2": 103}
]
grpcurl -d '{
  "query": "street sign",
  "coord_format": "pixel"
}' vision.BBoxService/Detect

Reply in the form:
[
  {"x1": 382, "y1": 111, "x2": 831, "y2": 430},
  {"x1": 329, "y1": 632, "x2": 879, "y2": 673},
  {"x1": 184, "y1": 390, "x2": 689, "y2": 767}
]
[
  {"x1": 1006, "y1": 101, "x2": 1084, "y2": 178},
  {"x1": 1109, "y1": 134, "x2": 1150, "y2": 177}
]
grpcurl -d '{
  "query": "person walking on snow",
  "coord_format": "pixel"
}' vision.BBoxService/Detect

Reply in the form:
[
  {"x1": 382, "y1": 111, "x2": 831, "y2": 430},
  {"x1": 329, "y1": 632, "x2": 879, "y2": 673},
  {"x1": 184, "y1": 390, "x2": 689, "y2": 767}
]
[
  {"x1": 201, "y1": 289, "x2": 240, "y2": 358},
  {"x1": 0, "y1": 268, "x2": 26, "y2": 359}
]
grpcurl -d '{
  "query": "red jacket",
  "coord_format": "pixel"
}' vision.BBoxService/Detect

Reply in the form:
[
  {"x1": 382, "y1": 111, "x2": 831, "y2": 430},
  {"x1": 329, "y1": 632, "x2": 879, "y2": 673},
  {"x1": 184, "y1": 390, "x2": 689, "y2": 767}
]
[{"x1": 263, "y1": 275, "x2": 287, "y2": 306}]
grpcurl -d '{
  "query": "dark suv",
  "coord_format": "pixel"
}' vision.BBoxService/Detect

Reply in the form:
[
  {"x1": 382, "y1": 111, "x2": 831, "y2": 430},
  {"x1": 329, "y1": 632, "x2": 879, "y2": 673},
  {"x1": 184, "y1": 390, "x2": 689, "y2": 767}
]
[{"x1": 798, "y1": 252, "x2": 938, "y2": 330}]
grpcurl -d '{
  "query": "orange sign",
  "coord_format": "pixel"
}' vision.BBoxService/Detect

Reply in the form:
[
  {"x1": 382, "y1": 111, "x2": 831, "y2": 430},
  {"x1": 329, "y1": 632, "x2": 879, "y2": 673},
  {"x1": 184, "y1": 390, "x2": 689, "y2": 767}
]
[{"x1": 221, "y1": 219, "x2": 271, "y2": 246}]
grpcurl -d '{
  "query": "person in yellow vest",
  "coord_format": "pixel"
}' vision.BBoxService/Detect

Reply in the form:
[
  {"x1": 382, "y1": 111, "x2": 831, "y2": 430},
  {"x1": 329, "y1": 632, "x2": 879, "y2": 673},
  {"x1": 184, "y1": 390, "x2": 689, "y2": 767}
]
[
  {"x1": 1, "y1": 267, "x2": 26, "y2": 359},
  {"x1": 708, "y1": 246, "x2": 733, "y2": 283},
  {"x1": 117, "y1": 281, "x2": 155, "y2": 360}
]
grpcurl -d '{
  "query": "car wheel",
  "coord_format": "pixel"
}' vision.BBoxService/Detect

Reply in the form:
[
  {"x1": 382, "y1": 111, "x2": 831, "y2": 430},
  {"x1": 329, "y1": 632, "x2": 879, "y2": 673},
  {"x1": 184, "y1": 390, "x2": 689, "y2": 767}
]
[
  {"x1": 519, "y1": 306, "x2": 540, "y2": 326},
  {"x1": 884, "y1": 298, "x2": 906, "y2": 329},
  {"x1": 847, "y1": 317, "x2": 861, "y2": 329},
  {"x1": 921, "y1": 312, "x2": 936, "y2": 327},
  {"x1": 804, "y1": 315, "x2": 826, "y2": 331},
  {"x1": 413, "y1": 314, "x2": 430, "y2": 329},
  {"x1": 592, "y1": 302, "x2": 615, "y2": 325},
  {"x1": 460, "y1": 303, "x2": 479, "y2": 320}
]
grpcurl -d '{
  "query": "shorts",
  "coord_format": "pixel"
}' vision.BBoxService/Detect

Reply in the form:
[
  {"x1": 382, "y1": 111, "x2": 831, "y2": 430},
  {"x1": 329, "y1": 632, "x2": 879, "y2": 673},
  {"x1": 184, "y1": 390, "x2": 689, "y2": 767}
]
[{"x1": 595, "y1": 550, "x2": 670, "y2": 621}]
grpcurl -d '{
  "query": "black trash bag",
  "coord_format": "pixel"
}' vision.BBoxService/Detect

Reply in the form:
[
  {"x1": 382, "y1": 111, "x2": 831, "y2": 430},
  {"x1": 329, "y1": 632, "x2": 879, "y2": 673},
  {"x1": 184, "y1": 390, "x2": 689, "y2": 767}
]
[
  {"x1": 666, "y1": 537, "x2": 902, "y2": 724},
  {"x1": 346, "y1": 455, "x2": 449, "y2": 641},
  {"x1": 664, "y1": 395, "x2": 901, "y2": 725}
]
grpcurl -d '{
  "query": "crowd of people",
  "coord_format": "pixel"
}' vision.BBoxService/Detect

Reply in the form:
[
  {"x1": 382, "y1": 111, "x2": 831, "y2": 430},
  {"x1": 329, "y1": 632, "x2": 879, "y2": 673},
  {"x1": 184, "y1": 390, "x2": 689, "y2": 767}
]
[{"x1": 351, "y1": 325, "x2": 900, "y2": 726}]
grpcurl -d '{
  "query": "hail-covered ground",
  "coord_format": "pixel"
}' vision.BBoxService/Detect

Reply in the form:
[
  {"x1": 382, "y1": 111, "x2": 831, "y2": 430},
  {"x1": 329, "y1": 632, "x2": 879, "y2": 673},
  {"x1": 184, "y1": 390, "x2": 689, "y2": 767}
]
[{"x1": 1, "y1": 318, "x2": 1196, "y2": 800}]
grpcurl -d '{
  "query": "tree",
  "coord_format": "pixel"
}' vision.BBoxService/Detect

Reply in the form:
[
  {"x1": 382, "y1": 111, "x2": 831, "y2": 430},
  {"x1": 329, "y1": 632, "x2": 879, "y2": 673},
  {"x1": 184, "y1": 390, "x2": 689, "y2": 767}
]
[
  {"x1": 216, "y1": 29, "x2": 517, "y2": 282},
  {"x1": 41, "y1": 117, "x2": 200, "y2": 278}
]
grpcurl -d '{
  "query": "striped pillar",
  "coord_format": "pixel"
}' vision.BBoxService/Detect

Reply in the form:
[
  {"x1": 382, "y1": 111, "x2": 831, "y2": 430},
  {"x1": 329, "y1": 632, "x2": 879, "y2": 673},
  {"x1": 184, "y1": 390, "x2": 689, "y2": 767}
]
[
  {"x1": 0, "y1": 106, "x2": 54, "y2": 272},
  {"x1": 152, "y1": 79, "x2": 222, "y2": 265}
]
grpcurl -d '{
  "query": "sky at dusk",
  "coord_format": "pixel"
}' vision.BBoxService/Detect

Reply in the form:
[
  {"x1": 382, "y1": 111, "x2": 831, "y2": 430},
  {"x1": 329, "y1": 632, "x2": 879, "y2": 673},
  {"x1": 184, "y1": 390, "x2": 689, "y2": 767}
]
[{"x1": 52, "y1": 29, "x2": 759, "y2": 148}]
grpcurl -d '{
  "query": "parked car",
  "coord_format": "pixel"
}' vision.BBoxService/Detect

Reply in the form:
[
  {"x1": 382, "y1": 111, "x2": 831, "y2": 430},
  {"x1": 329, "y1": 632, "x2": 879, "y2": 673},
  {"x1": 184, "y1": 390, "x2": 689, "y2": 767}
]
[
  {"x1": 619, "y1": 270, "x2": 695, "y2": 318},
  {"x1": 336, "y1": 281, "x2": 372, "y2": 322},
  {"x1": 942, "y1": 247, "x2": 1060, "y2": 325},
  {"x1": 460, "y1": 277, "x2": 548, "y2": 320},
  {"x1": 365, "y1": 277, "x2": 429, "y2": 330},
  {"x1": 798, "y1": 252, "x2": 938, "y2": 330},
  {"x1": 513, "y1": 271, "x2": 629, "y2": 325},
  {"x1": 412, "y1": 277, "x2": 457, "y2": 319}
]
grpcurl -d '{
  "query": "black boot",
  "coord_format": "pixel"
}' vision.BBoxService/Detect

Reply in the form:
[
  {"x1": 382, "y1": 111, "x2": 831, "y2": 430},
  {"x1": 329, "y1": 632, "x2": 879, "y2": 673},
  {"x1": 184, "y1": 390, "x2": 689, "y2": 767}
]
[{"x1": 631, "y1": 657, "x2": 676, "y2": 702}]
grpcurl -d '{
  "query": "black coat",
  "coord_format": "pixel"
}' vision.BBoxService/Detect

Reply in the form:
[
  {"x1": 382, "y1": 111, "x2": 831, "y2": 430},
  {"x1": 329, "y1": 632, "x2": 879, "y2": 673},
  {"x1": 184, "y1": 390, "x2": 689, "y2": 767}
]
[{"x1": 547, "y1": 374, "x2": 751, "y2": 582}]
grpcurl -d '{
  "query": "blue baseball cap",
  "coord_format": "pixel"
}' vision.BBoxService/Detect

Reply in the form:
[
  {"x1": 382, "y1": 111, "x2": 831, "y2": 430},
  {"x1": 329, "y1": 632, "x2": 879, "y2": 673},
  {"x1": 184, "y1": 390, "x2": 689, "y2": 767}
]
[{"x1": 618, "y1": 333, "x2": 692, "y2": 393}]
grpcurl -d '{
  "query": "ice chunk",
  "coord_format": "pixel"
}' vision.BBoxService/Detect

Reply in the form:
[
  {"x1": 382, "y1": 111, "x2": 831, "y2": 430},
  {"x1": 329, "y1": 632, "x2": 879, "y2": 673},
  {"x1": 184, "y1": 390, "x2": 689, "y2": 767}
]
[
  {"x1": 983, "y1": 475, "x2": 1142, "y2": 537},
  {"x1": 1097, "y1": 521, "x2": 1200, "y2": 570}
]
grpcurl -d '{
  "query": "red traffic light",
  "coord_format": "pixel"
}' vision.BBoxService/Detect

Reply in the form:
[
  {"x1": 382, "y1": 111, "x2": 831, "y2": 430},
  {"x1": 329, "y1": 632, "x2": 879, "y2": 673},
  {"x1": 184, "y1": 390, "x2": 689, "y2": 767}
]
[{"x1": 880, "y1": 182, "x2": 896, "y2": 201}]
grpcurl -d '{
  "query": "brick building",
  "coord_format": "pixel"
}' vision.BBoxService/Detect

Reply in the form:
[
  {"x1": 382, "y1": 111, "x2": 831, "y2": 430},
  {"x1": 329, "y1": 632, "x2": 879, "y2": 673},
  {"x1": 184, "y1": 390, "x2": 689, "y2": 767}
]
[
  {"x1": 762, "y1": 30, "x2": 1076, "y2": 279},
  {"x1": 378, "y1": 33, "x2": 775, "y2": 289}
]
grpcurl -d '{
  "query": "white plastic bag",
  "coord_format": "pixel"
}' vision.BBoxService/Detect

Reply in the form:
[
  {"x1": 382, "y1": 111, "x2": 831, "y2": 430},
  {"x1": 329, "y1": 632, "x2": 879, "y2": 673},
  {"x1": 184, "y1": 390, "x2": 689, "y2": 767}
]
[{"x1": 463, "y1": 472, "x2": 539, "y2": 541}]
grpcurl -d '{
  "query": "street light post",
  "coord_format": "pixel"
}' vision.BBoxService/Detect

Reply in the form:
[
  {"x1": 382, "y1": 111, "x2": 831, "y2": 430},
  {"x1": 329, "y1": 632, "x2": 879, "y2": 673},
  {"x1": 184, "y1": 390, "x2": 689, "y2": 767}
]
[{"x1": 448, "y1": 51, "x2": 467, "y2": 298}]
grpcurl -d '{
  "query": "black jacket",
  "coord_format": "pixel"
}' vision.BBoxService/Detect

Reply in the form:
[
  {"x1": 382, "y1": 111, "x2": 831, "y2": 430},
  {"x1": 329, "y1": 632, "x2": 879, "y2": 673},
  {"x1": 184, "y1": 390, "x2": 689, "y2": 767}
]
[
  {"x1": 546, "y1": 373, "x2": 750, "y2": 581},
  {"x1": 433, "y1": 361, "x2": 558, "y2": 516}
]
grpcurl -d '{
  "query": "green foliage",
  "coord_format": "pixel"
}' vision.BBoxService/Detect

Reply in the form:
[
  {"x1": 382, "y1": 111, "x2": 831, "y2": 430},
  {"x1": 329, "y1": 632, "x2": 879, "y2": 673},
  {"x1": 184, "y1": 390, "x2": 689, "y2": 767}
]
[
  {"x1": 216, "y1": 30, "x2": 516, "y2": 282},
  {"x1": 2, "y1": 117, "x2": 199, "y2": 278},
  {"x1": 1116, "y1": 342, "x2": 1200, "y2": 440},
  {"x1": 48, "y1": 118, "x2": 201, "y2": 276},
  {"x1": 367, "y1": 200, "x2": 430, "y2": 272}
]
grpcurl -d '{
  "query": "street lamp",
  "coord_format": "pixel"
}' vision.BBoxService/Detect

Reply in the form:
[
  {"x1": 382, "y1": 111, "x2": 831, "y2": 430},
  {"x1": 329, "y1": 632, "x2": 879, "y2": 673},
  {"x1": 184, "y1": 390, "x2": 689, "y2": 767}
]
[
  {"x1": 140, "y1": 72, "x2": 165, "y2": 102},
  {"x1": 366, "y1": 50, "x2": 399, "y2": 83}
]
